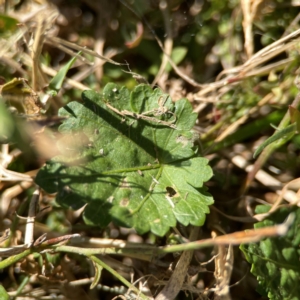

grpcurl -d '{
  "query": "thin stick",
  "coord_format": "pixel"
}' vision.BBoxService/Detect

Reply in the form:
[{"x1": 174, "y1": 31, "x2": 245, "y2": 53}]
[
  {"x1": 47, "y1": 36, "x2": 125, "y2": 67},
  {"x1": 105, "y1": 102, "x2": 177, "y2": 128},
  {"x1": 24, "y1": 189, "x2": 40, "y2": 245}
]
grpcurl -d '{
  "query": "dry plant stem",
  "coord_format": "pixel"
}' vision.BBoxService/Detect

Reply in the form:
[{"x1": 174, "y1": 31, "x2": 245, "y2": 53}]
[
  {"x1": 31, "y1": 16, "x2": 47, "y2": 92},
  {"x1": 283, "y1": 12, "x2": 300, "y2": 37},
  {"x1": 0, "y1": 164, "x2": 33, "y2": 181},
  {"x1": 52, "y1": 42, "x2": 91, "y2": 65},
  {"x1": 238, "y1": 40, "x2": 300, "y2": 77},
  {"x1": 212, "y1": 231, "x2": 233, "y2": 300},
  {"x1": 254, "y1": 177, "x2": 300, "y2": 221},
  {"x1": 196, "y1": 28, "x2": 300, "y2": 99},
  {"x1": 0, "y1": 27, "x2": 27, "y2": 58},
  {"x1": 155, "y1": 226, "x2": 199, "y2": 300},
  {"x1": 159, "y1": 214, "x2": 293, "y2": 253},
  {"x1": 230, "y1": 154, "x2": 296, "y2": 203},
  {"x1": 0, "y1": 242, "x2": 31, "y2": 257},
  {"x1": 211, "y1": 205, "x2": 255, "y2": 223},
  {"x1": 0, "y1": 56, "x2": 27, "y2": 76},
  {"x1": 94, "y1": 21, "x2": 107, "y2": 81},
  {"x1": 151, "y1": 34, "x2": 202, "y2": 88},
  {"x1": 70, "y1": 49, "x2": 119, "y2": 83},
  {"x1": 83, "y1": 0, "x2": 113, "y2": 81},
  {"x1": 151, "y1": 0, "x2": 173, "y2": 88},
  {"x1": 71, "y1": 236, "x2": 158, "y2": 249},
  {"x1": 242, "y1": 57, "x2": 294, "y2": 78},
  {"x1": 9, "y1": 3, "x2": 51, "y2": 23},
  {"x1": 0, "y1": 181, "x2": 33, "y2": 218},
  {"x1": 244, "y1": 90, "x2": 300, "y2": 192},
  {"x1": 241, "y1": 0, "x2": 263, "y2": 58},
  {"x1": 47, "y1": 36, "x2": 124, "y2": 66},
  {"x1": 105, "y1": 102, "x2": 177, "y2": 128},
  {"x1": 24, "y1": 189, "x2": 40, "y2": 245},
  {"x1": 241, "y1": 0, "x2": 253, "y2": 58},
  {"x1": 238, "y1": 29, "x2": 300, "y2": 75},
  {"x1": 1, "y1": 219, "x2": 288, "y2": 287},
  {"x1": 216, "y1": 77, "x2": 293, "y2": 142},
  {"x1": 18, "y1": 45, "x2": 90, "y2": 90},
  {"x1": 60, "y1": 259, "x2": 92, "y2": 300}
]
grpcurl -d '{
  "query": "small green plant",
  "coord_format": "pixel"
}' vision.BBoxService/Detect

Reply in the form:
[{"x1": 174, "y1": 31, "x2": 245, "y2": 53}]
[
  {"x1": 241, "y1": 206, "x2": 300, "y2": 300},
  {"x1": 35, "y1": 83, "x2": 214, "y2": 236},
  {"x1": 2, "y1": 1, "x2": 300, "y2": 298}
]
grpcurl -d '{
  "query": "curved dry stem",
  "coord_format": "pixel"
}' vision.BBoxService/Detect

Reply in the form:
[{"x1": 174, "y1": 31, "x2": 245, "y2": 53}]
[{"x1": 151, "y1": 0, "x2": 173, "y2": 88}]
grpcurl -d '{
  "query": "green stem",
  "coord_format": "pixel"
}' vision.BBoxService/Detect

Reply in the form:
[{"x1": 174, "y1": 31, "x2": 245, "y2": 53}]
[
  {"x1": 53, "y1": 245, "x2": 154, "y2": 261},
  {"x1": 90, "y1": 256, "x2": 149, "y2": 300},
  {"x1": 0, "y1": 249, "x2": 32, "y2": 269},
  {"x1": 13, "y1": 276, "x2": 29, "y2": 299}
]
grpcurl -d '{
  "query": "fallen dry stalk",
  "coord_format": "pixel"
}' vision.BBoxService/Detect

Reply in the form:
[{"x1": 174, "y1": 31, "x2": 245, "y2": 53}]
[
  {"x1": 196, "y1": 28, "x2": 300, "y2": 99},
  {"x1": 160, "y1": 213, "x2": 294, "y2": 254},
  {"x1": 154, "y1": 227, "x2": 199, "y2": 300}
]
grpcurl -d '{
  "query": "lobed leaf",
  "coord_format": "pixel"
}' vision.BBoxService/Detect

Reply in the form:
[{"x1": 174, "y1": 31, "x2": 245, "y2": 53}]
[{"x1": 35, "y1": 83, "x2": 213, "y2": 236}]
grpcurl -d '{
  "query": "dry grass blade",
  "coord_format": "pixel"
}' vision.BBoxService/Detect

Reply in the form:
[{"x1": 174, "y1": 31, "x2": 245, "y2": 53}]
[
  {"x1": 0, "y1": 181, "x2": 33, "y2": 218},
  {"x1": 159, "y1": 214, "x2": 294, "y2": 254},
  {"x1": 47, "y1": 36, "x2": 125, "y2": 67},
  {"x1": 229, "y1": 154, "x2": 297, "y2": 203},
  {"x1": 0, "y1": 165, "x2": 33, "y2": 182},
  {"x1": 241, "y1": 0, "x2": 264, "y2": 58},
  {"x1": 212, "y1": 234, "x2": 233, "y2": 300},
  {"x1": 196, "y1": 27, "x2": 300, "y2": 100},
  {"x1": 254, "y1": 177, "x2": 300, "y2": 221},
  {"x1": 151, "y1": 0, "x2": 173, "y2": 88},
  {"x1": 154, "y1": 227, "x2": 199, "y2": 300},
  {"x1": 31, "y1": 10, "x2": 58, "y2": 92}
]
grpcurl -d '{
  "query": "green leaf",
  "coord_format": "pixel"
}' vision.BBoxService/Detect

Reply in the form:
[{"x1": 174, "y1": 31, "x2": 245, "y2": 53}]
[
  {"x1": 0, "y1": 101, "x2": 14, "y2": 143},
  {"x1": 240, "y1": 206, "x2": 300, "y2": 300},
  {"x1": 289, "y1": 106, "x2": 300, "y2": 133},
  {"x1": 48, "y1": 52, "x2": 82, "y2": 93},
  {"x1": 0, "y1": 102, "x2": 32, "y2": 155},
  {"x1": 0, "y1": 285, "x2": 9, "y2": 300},
  {"x1": 165, "y1": 47, "x2": 188, "y2": 72},
  {"x1": 253, "y1": 123, "x2": 296, "y2": 158},
  {"x1": 0, "y1": 14, "x2": 18, "y2": 36},
  {"x1": 35, "y1": 83, "x2": 213, "y2": 236},
  {"x1": 91, "y1": 261, "x2": 103, "y2": 289}
]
